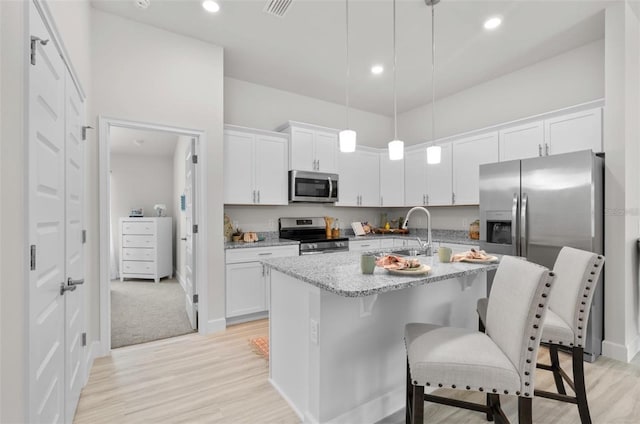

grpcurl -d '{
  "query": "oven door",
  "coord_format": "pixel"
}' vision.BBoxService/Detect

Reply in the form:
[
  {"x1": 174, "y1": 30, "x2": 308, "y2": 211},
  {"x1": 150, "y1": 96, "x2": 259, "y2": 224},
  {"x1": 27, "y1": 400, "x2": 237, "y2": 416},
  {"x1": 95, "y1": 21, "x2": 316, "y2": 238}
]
[{"x1": 289, "y1": 170, "x2": 338, "y2": 203}]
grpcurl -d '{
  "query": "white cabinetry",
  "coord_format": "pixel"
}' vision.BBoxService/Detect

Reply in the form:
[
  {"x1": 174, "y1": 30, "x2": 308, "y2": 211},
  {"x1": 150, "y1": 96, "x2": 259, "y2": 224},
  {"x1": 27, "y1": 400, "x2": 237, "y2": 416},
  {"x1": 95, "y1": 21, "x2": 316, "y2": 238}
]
[
  {"x1": 405, "y1": 146, "x2": 428, "y2": 206},
  {"x1": 452, "y1": 132, "x2": 499, "y2": 205},
  {"x1": 337, "y1": 148, "x2": 380, "y2": 207},
  {"x1": 425, "y1": 142, "x2": 453, "y2": 206},
  {"x1": 225, "y1": 245, "x2": 299, "y2": 321},
  {"x1": 499, "y1": 121, "x2": 544, "y2": 161},
  {"x1": 281, "y1": 121, "x2": 339, "y2": 173},
  {"x1": 224, "y1": 125, "x2": 289, "y2": 205},
  {"x1": 349, "y1": 239, "x2": 381, "y2": 252},
  {"x1": 379, "y1": 152, "x2": 405, "y2": 207},
  {"x1": 545, "y1": 108, "x2": 602, "y2": 155},
  {"x1": 120, "y1": 217, "x2": 172, "y2": 283}
]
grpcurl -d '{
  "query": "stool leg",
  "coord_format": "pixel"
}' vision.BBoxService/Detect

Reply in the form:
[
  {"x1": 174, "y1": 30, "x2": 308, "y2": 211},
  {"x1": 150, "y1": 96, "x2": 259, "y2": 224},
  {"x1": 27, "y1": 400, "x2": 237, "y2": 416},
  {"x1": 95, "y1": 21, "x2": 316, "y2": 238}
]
[
  {"x1": 479, "y1": 316, "x2": 486, "y2": 333},
  {"x1": 486, "y1": 393, "x2": 499, "y2": 422},
  {"x1": 411, "y1": 384, "x2": 424, "y2": 424},
  {"x1": 573, "y1": 347, "x2": 592, "y2": 424},
  {"x1": 549, "y1": 344, "x2": 567, "y2": 395},
  {"x1": 406, "y1": 361, "x2": 412, "y2": 424},
  {"x1": 518, "y1": 397, "x2": 532, "y2": 424}
]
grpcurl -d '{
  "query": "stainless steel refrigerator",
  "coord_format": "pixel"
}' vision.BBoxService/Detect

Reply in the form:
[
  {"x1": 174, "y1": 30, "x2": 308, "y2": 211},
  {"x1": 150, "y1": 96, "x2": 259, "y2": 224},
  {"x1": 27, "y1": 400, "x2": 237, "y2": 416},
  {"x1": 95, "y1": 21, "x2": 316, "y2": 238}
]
[{"x1": 479, "y1": 150, "x2": 604, "y2": 361}]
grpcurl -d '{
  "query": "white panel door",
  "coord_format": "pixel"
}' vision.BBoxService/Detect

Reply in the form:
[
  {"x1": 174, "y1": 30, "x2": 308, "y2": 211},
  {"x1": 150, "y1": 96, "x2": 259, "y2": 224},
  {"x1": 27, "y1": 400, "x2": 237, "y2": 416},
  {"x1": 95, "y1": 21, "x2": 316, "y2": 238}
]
[
  {"x1": 358, "y1": 150, "x2": 380, "y2": 207},
  {"x1": 223, "y1": 130, "x2": 254, "y2": 204},
  {"x1": 63, "y1": 71, "x2": 86, "y2": 423},
  {"x1": 290, "y1": 127, "x2": 315, "y2": 171},
  {"x1": 184, "y1": 139, "x2": 198, "y2": 329},
  {"x1": 499, "y1": 121, "x2": 544, "y2": 161},
  {"x1": 226, "y1": 262, "x2": 266, "y2": 317},
  {"x1": 255, "y1": 134, "x2": 288, "y2": 205},
  {"x1": 404, "y1": 147, "x2": 428, "y2": 206},
  {"x1": 452, "y1": 132, "x2": 499, "y2": 205},
  {"x1": 545, "y1": 108, "x2": 602, "y2": 155},
  {"x1": 425, "y1": 142, "x2": 453, "y2": 206},
  {"x1": 314, "y1": 131, "x2": 338, "y2": 173},
  {"x1": 28, "y1": 5, "x2": 66, "y2": 422},
  {"x1": 379, "y1": 153, "x2": 405, "y2": 206},
  {"x1": 336, "y1": 150, "x2": 359, "y2": 206}
]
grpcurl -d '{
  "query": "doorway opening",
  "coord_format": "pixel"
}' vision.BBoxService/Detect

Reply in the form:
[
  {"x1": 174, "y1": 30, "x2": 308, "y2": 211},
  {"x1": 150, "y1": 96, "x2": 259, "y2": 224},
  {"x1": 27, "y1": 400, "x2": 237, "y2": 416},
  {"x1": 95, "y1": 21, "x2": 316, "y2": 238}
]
[{"x1": 99, "y1": 117, "x2": 207, "y2": 352}]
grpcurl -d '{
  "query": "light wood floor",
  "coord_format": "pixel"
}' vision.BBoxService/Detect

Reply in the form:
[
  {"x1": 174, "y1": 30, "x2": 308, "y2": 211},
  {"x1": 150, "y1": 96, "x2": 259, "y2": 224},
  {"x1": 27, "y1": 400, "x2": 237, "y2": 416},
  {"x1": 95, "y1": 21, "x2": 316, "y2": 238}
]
[{"x1": 75, "y1": 319, "x2": 640, "y2": 423}]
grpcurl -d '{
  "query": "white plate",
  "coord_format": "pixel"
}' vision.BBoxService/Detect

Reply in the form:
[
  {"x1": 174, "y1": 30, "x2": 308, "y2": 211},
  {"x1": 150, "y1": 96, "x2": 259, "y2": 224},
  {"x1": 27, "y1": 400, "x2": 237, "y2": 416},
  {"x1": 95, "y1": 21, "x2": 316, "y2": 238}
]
[
  {"x1": 385, "y1": 264, "x2": 432, "y2": 275},
  {"x1": 459, "y1": 256, "x2": 499, "y2": 264}
]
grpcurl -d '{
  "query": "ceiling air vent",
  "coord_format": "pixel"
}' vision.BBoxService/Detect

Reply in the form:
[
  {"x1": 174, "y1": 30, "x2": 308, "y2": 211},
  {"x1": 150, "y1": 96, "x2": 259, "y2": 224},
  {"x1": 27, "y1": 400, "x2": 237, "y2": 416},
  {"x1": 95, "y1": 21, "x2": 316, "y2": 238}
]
[{"x1": 263, "y1": 0, "x2": 293, "y2": 18}]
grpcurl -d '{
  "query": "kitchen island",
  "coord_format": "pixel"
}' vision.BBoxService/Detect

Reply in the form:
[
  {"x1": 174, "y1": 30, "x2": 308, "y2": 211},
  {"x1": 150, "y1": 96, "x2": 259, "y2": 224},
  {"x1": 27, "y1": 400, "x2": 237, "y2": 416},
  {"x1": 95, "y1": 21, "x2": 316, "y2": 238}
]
[{"x1": 263, "y1": 251, "x2": 499, "y2": 424}]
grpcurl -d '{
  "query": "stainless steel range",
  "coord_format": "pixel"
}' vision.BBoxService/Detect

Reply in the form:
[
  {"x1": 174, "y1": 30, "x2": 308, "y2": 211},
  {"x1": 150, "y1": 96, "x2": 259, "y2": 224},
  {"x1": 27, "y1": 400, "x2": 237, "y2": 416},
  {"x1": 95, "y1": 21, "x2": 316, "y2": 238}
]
[{"x1": 279, "y1": 217, "x2": 349, "y2": 255}]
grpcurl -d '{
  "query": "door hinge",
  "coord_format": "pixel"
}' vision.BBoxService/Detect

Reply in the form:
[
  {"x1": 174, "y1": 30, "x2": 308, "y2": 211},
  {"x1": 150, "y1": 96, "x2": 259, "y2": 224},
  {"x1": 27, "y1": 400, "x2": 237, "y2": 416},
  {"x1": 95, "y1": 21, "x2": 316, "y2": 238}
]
[
  {"x1": 30, "y1": 245, "x2": 36, "y2": 270},
  {"x1": 193, "y1": 294, "x2": 199, "y2": 304},
  {"x1": 81, "y1": 332, "x2": 87, "y2": 347},
  {"x1": 192, "y1": 155, "x2": 198, "y2": 164},
  {"x1": 82, "y1": 230, "x2": 87, "y2": 244},
  {"x1": 193, "y1": 224, "x2": 198, "y2": 234},
  {"x1": 82, "y1": 126, "x2": 94, "y2": 141},
  {"x1": 30, "y1": 36, "x2": 49, "y2": 66}
]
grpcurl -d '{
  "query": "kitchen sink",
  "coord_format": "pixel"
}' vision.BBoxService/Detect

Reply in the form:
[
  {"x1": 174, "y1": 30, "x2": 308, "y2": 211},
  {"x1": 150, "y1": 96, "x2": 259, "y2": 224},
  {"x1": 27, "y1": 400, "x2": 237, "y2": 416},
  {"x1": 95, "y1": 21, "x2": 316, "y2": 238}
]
[{"x1": 391, "y1": 248, "x2": 432, "y2": 257}]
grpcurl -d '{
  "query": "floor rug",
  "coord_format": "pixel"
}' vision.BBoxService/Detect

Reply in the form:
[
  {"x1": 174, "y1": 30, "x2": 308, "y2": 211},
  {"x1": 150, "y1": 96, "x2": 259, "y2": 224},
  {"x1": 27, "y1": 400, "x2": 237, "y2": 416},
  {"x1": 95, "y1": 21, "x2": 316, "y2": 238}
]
[
  {"x1": 111, "y1": 278, "x2": 195, "y2": 349},
  {"x1": 250, "y1": 336, "x2": 269, "y2": 360}
]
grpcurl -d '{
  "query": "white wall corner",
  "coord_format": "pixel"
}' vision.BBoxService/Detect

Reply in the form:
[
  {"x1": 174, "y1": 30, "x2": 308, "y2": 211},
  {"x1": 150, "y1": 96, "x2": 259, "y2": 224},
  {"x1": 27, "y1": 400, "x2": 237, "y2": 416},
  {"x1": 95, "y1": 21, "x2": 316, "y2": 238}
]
[
  {"x1": 206, "y1": 317, "x2": 226, "y2": 335},
  {"x1": 602, "y1": 339, "x2": 633, "y2": 362}
]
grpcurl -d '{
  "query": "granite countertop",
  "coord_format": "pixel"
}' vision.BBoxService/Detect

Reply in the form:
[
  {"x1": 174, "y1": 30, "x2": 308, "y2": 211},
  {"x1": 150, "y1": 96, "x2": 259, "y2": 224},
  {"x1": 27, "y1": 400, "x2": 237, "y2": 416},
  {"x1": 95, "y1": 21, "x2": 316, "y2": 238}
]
[
  {"x1": 262, "y1": 251, "x2": 499, "y2": 298},
  {"x1": 347, "y1": 229, "x2": 479, "y2": 246},
  {"x1": 224, "y1": 233, "x2": 299, "y2": 250}
]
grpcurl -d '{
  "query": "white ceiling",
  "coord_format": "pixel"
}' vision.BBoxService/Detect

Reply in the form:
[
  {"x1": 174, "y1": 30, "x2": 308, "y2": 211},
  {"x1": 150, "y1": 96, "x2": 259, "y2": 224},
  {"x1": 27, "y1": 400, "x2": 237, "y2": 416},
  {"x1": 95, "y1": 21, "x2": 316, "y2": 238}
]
[
  {"x1": 91, "y1": 0, "x2": 607, "y2": 116},
  {"x1": 110, "y1": 126, "x2": 180, "y2": 156}
]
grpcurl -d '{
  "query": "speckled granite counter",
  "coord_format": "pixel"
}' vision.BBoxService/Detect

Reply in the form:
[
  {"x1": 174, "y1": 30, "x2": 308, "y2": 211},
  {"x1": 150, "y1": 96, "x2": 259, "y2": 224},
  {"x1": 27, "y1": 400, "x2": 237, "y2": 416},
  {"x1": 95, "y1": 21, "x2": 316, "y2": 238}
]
[
  {"x1": 263, "y1": 251, "x2": 498, "y2": 297},
  {"x1": 224, "y1": 232, "x2": 299, "y2": 250},
  {"x1": 347, "y1": 229, "x2": 479, "y2": 246}
]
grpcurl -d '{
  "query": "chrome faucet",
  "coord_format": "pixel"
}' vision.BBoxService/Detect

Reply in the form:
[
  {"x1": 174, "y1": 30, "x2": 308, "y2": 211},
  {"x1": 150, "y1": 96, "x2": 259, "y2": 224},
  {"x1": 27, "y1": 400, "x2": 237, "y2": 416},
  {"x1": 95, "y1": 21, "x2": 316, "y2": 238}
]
[{"x1": 402, "y1": 207, "x2": 433, "y2": 255}]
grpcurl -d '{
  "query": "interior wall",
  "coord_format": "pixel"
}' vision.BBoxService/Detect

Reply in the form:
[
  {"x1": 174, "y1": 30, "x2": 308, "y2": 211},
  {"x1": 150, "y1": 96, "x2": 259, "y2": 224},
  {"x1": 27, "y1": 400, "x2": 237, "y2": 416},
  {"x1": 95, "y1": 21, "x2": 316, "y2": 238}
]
[
  {"x1": 92, "y1": 9, "x2": 225, "y2": 333},
  {"x1": 173, "y1": 136, "x2": 190, "y2": 284},
  {"x1": 398, "y1": 39, "x2": 605, "y2": 144},
  {"x1": 110, "y1": 153, "x2": 175, "y2": 271},
  {"x1": 224, "y1": 77, "x2": 393, "y2": 148}
]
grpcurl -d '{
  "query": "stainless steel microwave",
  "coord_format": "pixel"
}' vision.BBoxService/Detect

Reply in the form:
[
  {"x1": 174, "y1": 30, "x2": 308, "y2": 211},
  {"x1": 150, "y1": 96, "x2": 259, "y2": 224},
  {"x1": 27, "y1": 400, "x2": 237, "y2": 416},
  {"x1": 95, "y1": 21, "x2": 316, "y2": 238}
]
[{"x1": 289, "y1": 170, "x2": 339, "y2": 203}]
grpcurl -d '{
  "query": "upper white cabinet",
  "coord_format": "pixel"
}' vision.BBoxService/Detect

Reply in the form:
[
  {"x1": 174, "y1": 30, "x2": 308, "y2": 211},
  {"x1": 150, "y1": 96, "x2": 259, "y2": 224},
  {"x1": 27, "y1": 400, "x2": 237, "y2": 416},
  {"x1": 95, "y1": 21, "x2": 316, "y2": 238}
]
[
  {"x1": 499, "y1": 121, "x2": 544, "y2": 161},
  {"x1": 404, "y1": 146, "x2": 428, "y2": 206},
  {"x1": 224, "y1": 125, "x2": 288, "y2": 205},
  {"x1": 425, "y1": 142, "x2": 453, "y2": 206},
  {"x1": 280, "y1": 121, "x2": 339, "y2": 173},
  {"x1": 379, "y1": 152, "x2": 405, "y2": 207},
  {"x1": 337, "y1": 148, "x2": 380, "y2": 207},
  {"x1": 545, "y1": 108, "x2": 602, "y2": 155},
  {"x1": 452, "y1": 132, "x2": 499, "y2": 205}
]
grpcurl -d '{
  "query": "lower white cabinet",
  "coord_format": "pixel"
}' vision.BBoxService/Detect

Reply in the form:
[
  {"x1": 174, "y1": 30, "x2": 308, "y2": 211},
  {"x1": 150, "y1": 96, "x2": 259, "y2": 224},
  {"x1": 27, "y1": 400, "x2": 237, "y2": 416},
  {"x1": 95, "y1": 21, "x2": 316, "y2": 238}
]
[
  {"x1": 120, "y1": 217, "x2": 172, "y2": 283},
  {"x1": 349, "y1": 239, "x2": 381, "y2": 252},
  {"x1": 225, "y1": 245, "x2": 299, "y2": 321}
]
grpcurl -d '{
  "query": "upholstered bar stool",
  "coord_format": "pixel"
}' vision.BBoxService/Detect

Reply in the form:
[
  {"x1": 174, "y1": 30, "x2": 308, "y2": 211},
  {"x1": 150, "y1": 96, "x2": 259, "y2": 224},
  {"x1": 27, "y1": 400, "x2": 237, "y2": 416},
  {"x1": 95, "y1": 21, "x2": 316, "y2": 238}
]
[
  {"x1": 405, "y1": 256, "x2": 555, "y2": 424},
  {"x1": 477, "y1": 247, "x2": 605, "y2": 424}
]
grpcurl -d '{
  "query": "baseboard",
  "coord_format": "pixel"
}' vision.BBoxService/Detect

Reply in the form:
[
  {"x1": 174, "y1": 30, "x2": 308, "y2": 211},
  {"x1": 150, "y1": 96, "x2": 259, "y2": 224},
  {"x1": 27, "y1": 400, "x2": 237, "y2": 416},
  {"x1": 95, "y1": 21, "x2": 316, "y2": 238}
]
[
  {"x1": 83, "y1": 341, "x2": 106, "y2": 385},
  {"x1": 602, "y1": 339, "x2": 633, "y2": 362},
  {"x1": 327, "y1": 387, "x2": 404, "y2": 424},
  {"x1": 205, "y1": 317, "x2": 226, "y2": 334},
  {"x1": 225, "y1": 311, "x2": 269, "y2": 326},
  {"x1": 268, "y1": 378, "x2": 305, "y2": 422}
]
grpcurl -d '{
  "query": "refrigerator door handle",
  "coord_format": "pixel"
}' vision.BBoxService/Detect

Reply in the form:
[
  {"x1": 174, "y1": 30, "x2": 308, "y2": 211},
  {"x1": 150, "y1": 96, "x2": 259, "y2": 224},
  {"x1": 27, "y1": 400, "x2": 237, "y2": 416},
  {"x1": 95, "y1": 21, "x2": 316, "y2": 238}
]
[
  {"x1": 521, "y1": 193, "x2": 528, "y2": 258},
  {"x1": 512, "y1": 193, "x2": 519, "y2": 256}
]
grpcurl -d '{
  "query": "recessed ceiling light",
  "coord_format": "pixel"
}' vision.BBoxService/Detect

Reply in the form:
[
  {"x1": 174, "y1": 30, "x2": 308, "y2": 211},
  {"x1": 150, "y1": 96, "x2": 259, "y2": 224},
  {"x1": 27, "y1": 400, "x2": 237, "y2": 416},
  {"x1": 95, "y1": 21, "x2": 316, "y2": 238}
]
[
  {"x1": 483, "y1": 16, "x2": 502, "y2": 30},
  {"x1": 371, "y1": 65, "x2": 384, "y2": 75},
  {"x1": 135, "y1": 0, "x2": 150, "y2": 9},
  {"x1": 133, "y1": 139, "x2": 145, "y2": 147},
  {"x1": 202, "y1": 0, "x2": 220, "y2": 13}
]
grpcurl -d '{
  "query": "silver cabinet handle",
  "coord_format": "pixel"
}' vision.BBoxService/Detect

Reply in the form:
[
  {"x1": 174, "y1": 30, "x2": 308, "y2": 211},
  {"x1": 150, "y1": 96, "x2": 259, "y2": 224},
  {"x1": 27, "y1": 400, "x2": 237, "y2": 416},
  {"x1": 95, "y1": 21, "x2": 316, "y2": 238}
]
[
  {"x1": 426, "y1": 194, "x2": 430, "y2": 205},
  {"x1": 512, "y1": 193, "x2": 519, "y2": 256},
  {"x1": 317, "y1": 159, "x2": 320, "y2": 170},
  {"x1": 361, "y1": 244, "x2": 370, "y2": 247},
  {"x1": 328, "y1": 177, "x2": 332, "y2": 200},
  {"x1": 60, "y1": 282, "x2": 76, "y2": 295},
  {"x1": 521, "y1": 193, "x2": 528, "y2": 258},
  {"x1": 380, "y1": 196, "x2": 383, "y2": 206},
  {"x1": 545, "y1": 143, "x2": 549, "y2": 156},
  {"x1": 452, "y1": 192, "x2": 456, "y2": 205},
  {"x1": 181, "y1": 237, "x2": 187, "y2": 241},
  {"x1": 68, "y1": 277, "x2": 84, "y2": 286},
  {"x1": 538, "y1": 144, "x2": 542, "y2": 156},
  {"x1": 257, "y1": 190, "x2": 260, "y2": 203},
  {"x1": 258, "y1": 252, "x2": 273, "y2": 256},
  {"x1": 252, "y1": 190, "x2": 256, "y2": 203}
]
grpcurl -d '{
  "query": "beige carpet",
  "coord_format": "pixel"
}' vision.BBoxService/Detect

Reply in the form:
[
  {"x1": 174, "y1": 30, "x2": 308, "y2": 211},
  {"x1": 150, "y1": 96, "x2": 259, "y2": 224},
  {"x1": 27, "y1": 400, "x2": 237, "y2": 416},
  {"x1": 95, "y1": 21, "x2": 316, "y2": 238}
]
[{"x1": 110, "y1": 278, "x2": 195, "y2": 349}]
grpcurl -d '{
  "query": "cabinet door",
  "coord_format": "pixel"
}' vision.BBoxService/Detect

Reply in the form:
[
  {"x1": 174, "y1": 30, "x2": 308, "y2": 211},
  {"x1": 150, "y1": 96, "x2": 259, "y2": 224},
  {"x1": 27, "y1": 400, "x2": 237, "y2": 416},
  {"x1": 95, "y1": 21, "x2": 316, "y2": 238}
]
[
  {"x1": 224, "y1": 130, "x2": 255, "y2": 204},
  {"x1": 226, "y1": 262, "x2": 266, "y2": 318},
  {"x1": 255, "y1": 134, "x2": 288, "y2": 205},
  {"x1": 314, "y1": 131, "x2": 339, "y2": 173},
  {"x1": 499, "y1": 121, "x2": 543, "y2": 161},
  {"x1": 425, "y1": 142, "x2": 453, "y2": 206},
  {"x1": 290, "y1": 127, "x2": 315, "y2": 171},
  {"x1": 336, "y1": 150, "x2": 359, "y2": 206},
  {"x1": 452, "y1": 132, "x2": 499, "y2": 205},
  {"x1": 379, "y1": 153, "x2": 405, "y2": 207},
  {"x1": 358, "y1": 150, "x2": 381, "y2": 207},
  {"x1": 404, "y1": 147, "x2": 428, "y2": 206},
  {"x1": 545, "y1": 108, "x2": 602, "y2": 155}
]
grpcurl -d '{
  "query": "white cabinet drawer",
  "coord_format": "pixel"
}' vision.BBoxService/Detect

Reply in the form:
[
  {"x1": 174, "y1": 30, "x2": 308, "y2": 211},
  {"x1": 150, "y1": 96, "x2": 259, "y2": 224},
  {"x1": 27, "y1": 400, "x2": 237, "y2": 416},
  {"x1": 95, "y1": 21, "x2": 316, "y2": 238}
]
[
  {"x1": 122, "y1": 248, "x2": 154, "y2": 261},
  {"x1": 349, "y1": 239, "x2": 381, "y2": 252},
  {"x1": 122, "y1": 261, "x2": 156, "y2": 274},
  {"x1": 122, "y1": 235, "x2": 155, "y2": 248},
  {"x1": 122, "y1": 221, "x2": 155, "y2": 235},
  {"x1": 225, "y1": 245, "x2": 299, "y2": 264}
]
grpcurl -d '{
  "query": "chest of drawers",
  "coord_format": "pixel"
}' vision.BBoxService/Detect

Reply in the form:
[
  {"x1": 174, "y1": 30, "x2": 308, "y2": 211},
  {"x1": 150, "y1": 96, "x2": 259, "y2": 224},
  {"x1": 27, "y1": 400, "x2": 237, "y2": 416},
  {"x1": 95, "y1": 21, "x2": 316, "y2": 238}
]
[{"x1": 120, "y1": 217, "x2": 172, "y2": 283}]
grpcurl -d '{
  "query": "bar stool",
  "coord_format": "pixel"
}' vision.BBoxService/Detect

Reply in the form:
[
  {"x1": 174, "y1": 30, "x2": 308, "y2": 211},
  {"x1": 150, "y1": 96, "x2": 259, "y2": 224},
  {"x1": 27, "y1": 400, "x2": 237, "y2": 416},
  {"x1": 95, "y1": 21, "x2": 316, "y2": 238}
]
[
  {"x1": 405, "y1": 256, "x2": 555, "y2": 424},
  {"x1": 477, "y1": 247, "x2": 605, "y2": 424}
]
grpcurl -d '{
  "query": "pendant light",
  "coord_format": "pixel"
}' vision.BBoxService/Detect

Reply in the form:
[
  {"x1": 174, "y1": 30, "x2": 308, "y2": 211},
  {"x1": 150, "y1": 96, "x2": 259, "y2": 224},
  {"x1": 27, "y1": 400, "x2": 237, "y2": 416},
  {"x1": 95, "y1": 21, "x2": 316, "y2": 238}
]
[
  {"x1": 339, "y1": 0, "x2": 357, "y2": 153},
  {"x1": 388, "y1": 0, "x2": 404, "y2": 161},
  {"x1": 425, "y1": 0, "x2": 442, "y2": 165}
]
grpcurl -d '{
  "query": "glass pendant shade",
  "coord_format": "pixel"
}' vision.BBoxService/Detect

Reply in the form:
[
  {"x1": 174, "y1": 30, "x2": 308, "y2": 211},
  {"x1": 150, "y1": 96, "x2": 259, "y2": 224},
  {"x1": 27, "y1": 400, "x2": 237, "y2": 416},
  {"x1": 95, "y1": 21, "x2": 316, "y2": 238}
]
[
  {"x1": 426, "y1": 145, "x2": 441, "y2": 164},
  {"x1": 388, "y1": 139, "x2": 404, "y2": 160},
  {"x1": 339, "y1": 129, "x2": 357, "y2": 153}
]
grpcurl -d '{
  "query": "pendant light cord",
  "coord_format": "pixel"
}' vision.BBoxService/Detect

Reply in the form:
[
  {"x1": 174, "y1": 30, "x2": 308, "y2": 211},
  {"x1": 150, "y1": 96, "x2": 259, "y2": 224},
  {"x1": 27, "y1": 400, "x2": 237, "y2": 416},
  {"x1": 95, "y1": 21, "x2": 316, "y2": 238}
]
[
  {"x1": 431, "y1": 3, "x2": 436, "y2": 144},
  {"x1": 393, "y1": 0, "x2": 398, "y2": 140},
  {"x1": 345, "y1": 0, "x2": 350, "y2": 130}
]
